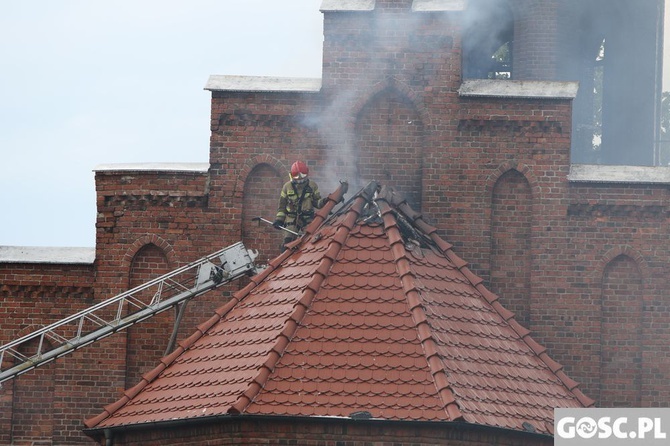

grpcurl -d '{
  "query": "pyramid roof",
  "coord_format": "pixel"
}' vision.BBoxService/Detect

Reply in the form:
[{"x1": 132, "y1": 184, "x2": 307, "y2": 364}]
[{"x1": 85, "y1": 181, "x2": 593, "y2": 435}]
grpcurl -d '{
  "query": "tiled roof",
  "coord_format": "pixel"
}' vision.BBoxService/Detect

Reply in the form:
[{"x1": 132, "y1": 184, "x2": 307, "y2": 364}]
[{"x1": 85, "y1": 181, "x2": 593, "y2": 434}]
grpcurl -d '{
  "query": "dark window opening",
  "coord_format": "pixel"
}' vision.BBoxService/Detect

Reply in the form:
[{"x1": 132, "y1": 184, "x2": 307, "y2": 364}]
[
  {"x1": 565, "y1": 0, "x2": 662, "y2": 166},
  {"x1": 462, "y1": 0, "x2": 514, "y2": 80},
  {"x1": 579, "y1": 38, "x2": 605, "y2": 163},
  {"x1": 661, "y1": 0, "x2": 670, "y2": 167},
  {"x1": 660, "y1": 92, "x2": 670, "y2": 165}
]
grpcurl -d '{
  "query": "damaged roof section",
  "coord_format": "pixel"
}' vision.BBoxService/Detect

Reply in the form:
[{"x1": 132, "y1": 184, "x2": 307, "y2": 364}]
[{"x1": 85, "y1": 181, "x2": 592, "y2": 435}]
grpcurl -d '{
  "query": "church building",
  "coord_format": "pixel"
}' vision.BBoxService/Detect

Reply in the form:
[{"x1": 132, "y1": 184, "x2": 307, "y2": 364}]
[{"x1": 1, "y1": 1, "x2": 668, "y2": 444}]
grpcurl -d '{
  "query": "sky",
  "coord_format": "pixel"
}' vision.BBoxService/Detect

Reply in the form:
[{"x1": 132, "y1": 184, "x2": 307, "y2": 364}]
[
  {"x1": 2, "y1": 1, "x2": 670, "y2": 248},
  {"x1": 0, "y1": 0, "x2": 323, "y2": 247}
]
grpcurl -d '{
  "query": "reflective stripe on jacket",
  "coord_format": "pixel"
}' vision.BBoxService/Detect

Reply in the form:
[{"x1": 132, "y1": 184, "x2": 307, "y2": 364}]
[{"x1": 275, "y1": 179, "x2": 323, "y2": 228}]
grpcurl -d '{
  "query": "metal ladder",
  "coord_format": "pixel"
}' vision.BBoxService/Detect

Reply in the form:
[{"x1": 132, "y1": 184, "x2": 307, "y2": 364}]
[{"x1": 0, "y1": 242, "x2": 258, "y2": 384}]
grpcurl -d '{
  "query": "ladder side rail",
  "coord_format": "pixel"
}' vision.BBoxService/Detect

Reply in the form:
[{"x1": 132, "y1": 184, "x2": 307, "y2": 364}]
[
  {"x1": 21, "y1": 275, "x2": 188, "y2": 348},
  {"x1": 0, "y1": 243, "x2": 257, "y2": 382},
  {"x1": 53, "y1": 266, "x2": 199, "y2": 339},
  {"x1": 0, "y1": 279, "x2": 165, "y2": 354},
  {"x1": 0, "y1": 288, "x2": 196, "y2": 383},
  {"x1": 0, "y1": 262, "x2": 255, "y2": 384},
  {"x1": 0, "y1": 245, "x2": 240, "y2": 354}
]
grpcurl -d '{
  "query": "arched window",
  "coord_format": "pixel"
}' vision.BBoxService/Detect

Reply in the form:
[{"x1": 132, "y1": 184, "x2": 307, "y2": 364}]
[
  {"x1": 125, "y1": 243, "x2": 172, "y2": 388},
  {"x1": 490, "y1": 170, "x2": 532, "y2": 327},
  {"x1": 462, "y1": 0, "x2": 514, "y2": 80},
  {"x1": 599, "y1": 255, "x2": 642, "y2": 407},
  {"x1": 355, "y1": 87, "x2": 424, "y2": 210},
  {"x1": 242, "y1": 163, "x2": 285, "y2": 263}
]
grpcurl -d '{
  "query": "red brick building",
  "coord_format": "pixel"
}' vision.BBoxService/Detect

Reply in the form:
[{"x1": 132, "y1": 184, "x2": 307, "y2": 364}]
[
  {"x1": 80, "y1": 182, "x2": 592, "y2": 445},
  {"x1": 1, "y1": 0, "x2": 669, "y2": 444}
]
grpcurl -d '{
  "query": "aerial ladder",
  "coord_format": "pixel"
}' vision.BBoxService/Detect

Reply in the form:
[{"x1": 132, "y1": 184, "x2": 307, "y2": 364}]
[{"x1": 0, "y1": 242, "x2": 258, "y2": 385}]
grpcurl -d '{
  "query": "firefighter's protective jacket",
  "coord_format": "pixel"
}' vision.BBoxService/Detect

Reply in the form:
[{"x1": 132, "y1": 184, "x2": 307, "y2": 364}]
[{"x1": 275, "y1": 179, "x2": 324, "y2": 230}]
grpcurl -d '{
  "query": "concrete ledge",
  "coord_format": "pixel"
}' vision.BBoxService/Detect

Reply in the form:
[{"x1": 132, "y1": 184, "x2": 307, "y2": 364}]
[
  {"x1": 568, "y1": 164, "x2": 670, "y2": 184},
  {"x1": 204, "y1": 75, "x2": 322, "y2": 93},
  {"x1": 412, "y1": 0, "x2": 466, "y2": 11},
  {"x1": 320, "y1": 0, "x2": 375, "y2": 11},
  {"x1": 0, "y1": 246, "x2": 95, "y2": 264},
  {"x1": 459, "y1": 79, "x2": 579, "y2": 99},
  {"x1": 94, "y1": 163, "x2": 209, "y2": 173}
]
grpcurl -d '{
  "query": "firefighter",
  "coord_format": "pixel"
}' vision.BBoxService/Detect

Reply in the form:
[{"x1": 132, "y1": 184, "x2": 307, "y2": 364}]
[{"x1": 273, "y1": 161, "x2": 325, "y2": 249}]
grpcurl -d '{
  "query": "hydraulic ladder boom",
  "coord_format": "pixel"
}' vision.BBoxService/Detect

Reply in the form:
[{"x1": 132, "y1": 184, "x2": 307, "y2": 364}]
[{"x1": 0, "y1": 242, "x2": 258, "y2": 384}]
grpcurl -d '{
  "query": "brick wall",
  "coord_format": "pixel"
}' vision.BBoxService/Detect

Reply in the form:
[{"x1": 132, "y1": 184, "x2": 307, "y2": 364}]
[
  {"x1": 2, "y1": 1, "x2": 670, "y2": 444},
  {"x1": 0, "y1": 263, "x2": 95, "y2": 445}
]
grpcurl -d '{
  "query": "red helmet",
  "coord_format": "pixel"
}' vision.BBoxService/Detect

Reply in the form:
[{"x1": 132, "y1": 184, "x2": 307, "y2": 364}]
[{"x1": 290, "y1": 161, "x2": 309, "y2": 182}]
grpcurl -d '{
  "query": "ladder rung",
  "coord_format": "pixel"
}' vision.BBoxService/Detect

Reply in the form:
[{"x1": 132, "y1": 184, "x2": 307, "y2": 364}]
[{"x1": 0, "y1": 242, "x2": 258, "y2": 384}]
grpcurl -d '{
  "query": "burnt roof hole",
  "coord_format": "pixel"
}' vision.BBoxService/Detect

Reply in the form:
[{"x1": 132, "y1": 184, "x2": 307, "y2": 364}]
[
  {"x1": 360, "y1": 200, "x2": 383, "y2": 224},
  {"x1": 393, "y1": 210, "x2": 429, "y2": 249}
]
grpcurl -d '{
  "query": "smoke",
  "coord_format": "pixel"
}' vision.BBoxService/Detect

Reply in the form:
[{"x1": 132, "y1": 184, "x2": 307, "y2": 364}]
[
  {"x1": 304, "y1": 0, "x2": 666, "y2": 196},
  {"x1": 303, "y1": 9, "x2": 427, "y2": 197},
  {"x1": 461, "y1": 0, "x2": 514, "y2": 79},
  {"x1": 301, "y1": 89, "x2": 363, "y2": 196}
]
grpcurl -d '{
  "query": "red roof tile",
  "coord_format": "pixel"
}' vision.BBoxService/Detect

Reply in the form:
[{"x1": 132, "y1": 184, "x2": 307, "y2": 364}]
[{"x1": 86, "y1": 181, "x2": 593, "y2": 434}]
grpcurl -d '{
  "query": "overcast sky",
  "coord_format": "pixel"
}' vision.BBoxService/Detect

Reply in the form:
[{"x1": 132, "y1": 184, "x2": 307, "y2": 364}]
[
  {"x1": 2, "y1": 2, "x2": 670, "y2": 248},
  {"x1": 0, "y1": 0, "x2": 323, "y2": 247}
]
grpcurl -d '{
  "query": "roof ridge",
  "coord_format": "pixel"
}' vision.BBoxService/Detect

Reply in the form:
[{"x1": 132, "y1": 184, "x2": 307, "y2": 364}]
[
  {"x1": 83, "y1": 266, "x2": 283, "y2": 429},
  {"x1": 292, "y1": 181, "x2": 350, "y2": 246},
  {"x1": 83, "y1": 295, "x2": 243, "y2": 428},
  {"x1": 422, "y1": 220, "x2": 595, "y2": 409},
  {"x1": 376, "y1": 196, "x2": 464, "y2": 422},
  {"x1": 227, "y1": 182, "x2": 357, "y2": 414},
  {"x1": 85, "y1": 181, "x2": 351, "y2": 428}
]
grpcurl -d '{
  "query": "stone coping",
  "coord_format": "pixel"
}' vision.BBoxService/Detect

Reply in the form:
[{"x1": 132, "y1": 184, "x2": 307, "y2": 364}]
[
  {"x1": 459, "y1": 79, "x2": 579, "y2": 99},
  {"x1": 568, "y1": 164, "x2": 670, "y2": 184},
  {"x1": 94, "y1": 163, "x2": 209, "y2": 173},
  {"x1": 0, "y1": 246, "x2": 95, "y2": 264},
  {"x1": 205, "y1": 75, "x2": 322, "y2": 93},
  {"x1": 320, "y1": 0, "x2": 465, "y2": 12},
  {"x1": 320, "y1": 0, "x2": 375, "y2": 11},
  {"x1": 412, "y1": 0, "x2": 465, "y2": 11}
]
